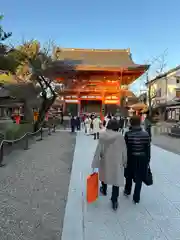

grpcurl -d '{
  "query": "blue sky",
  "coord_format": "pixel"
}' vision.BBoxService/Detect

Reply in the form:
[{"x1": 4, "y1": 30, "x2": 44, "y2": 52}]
[{"x1": 1, "y1": 0, "x2": 180, "y2": 94}]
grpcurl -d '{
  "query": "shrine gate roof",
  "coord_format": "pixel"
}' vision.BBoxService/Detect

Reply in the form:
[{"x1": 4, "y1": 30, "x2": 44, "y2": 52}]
[{"x1": 55, "y1": 48, "x2": 149, "y2": 70}]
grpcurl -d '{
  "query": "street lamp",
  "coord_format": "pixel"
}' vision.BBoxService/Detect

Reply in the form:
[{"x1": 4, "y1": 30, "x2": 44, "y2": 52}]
[
  {"x1": 124, "y1": 96, "x2": 129, "y2": 117},
  {"x1": 125, "y1": 96, "x2": 128, "y2": 106},
  {"x1": 125, "y1": 96, "x2": 128, "y2": 108}
]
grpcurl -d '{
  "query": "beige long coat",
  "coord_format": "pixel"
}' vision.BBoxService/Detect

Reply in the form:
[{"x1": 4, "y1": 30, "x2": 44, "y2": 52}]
[
  {"x1": 93, "y1": 117, "x2": 101, "y2": 133},
  {"x1": 91, "y1": 130, "x2": 127, "y2": 187}
]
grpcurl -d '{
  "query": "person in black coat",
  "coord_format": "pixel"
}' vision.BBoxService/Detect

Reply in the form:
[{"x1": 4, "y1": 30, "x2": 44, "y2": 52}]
[
  {"x1": 70, "y1": 116, "x2": 76, "y2": 133},
  {"x1": 118, "y1": 117, "x2": 124, "y2": 132},
  {"x1": 144, "y1": 114, "x2": 152, "y2": 140},
  {"x1": 124, "y1": 115, "x2": 151, "y2": 204},
  {"x1": 76, "y1": 116, "x2": 81, "y2": 131}
]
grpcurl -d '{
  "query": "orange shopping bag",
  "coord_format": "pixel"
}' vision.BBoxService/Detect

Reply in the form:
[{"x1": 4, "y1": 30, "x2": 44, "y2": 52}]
[{"x1": 86, "y1": 172, "x2": 99, "y2": 203}]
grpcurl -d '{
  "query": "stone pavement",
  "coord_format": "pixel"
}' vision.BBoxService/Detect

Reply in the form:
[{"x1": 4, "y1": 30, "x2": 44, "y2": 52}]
[
  {"x1": 62, "y1": 132, "x2": 180, "y2": 240},
  {"x1": 152, "y1": 133, "x2": 180, "y2": 155},
  {"x1": 0, "y1": 131, "x2": 76, "y2": 240}
]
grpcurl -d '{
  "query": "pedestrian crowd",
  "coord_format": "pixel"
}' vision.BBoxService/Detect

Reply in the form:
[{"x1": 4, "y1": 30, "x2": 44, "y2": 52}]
[
  {"x1": 70, "y1": 112, "x2": 152, "y2": 211},
  {"x1": 91, "y1": 114, "x2": 152, "y2": 211}
]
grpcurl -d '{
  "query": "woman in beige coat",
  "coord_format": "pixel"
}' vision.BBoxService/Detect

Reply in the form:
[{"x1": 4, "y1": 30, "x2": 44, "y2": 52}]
[{"x1": 91, "y1": 119, "x2": 127, "y2": 210}]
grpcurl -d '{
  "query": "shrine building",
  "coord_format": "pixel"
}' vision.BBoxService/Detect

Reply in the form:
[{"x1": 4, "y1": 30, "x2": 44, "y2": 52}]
[{"x1": 55, "y1": 48, "x2": 149, "y2": 117}]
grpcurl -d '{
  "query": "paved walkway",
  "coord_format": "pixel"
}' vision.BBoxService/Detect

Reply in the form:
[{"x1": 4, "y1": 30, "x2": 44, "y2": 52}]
[
  {"x1": 152, "y1": 133, "x2": 180, "y2": 155},
  {"x1": 62, "y1": 132, "x2": 180, "y2": 240}
]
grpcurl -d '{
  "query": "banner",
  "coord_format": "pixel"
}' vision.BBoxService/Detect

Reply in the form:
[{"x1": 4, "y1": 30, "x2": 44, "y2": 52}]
[{"x1": 104, "y1": 100, "x2": 119, "y2": 104}]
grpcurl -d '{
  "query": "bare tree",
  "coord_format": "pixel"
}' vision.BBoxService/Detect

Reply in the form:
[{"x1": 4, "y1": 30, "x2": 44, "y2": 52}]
[
  {"x1": 15, "y1": 41, "x2": 76, "y2": 131},
  {"x1": 140, "y1": 49, "x2": 168, "y2": 118}
]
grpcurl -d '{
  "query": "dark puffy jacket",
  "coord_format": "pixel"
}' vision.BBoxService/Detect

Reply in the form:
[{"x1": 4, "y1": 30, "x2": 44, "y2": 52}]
[
  {"x1": 124, "y1": 127, "x2": 151, "y2": 180},
  {"x1": 124, "y1": 127, "x2": 151, "y2": 162},
  {"x1": 70, "y1": 118, "x2": 76, "y2": 127}
]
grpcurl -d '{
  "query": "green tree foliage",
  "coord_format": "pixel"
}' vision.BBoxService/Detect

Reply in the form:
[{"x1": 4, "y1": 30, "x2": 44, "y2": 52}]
[
  {"x1": 0, "y1": 15, "x2": 19, "y2": 73},
  {"x1": 0, "y1": 15, "x2": 12, "y2": 41},
  {"x1": 13, "y1": 40, "x2": 51, "y2": 81}
]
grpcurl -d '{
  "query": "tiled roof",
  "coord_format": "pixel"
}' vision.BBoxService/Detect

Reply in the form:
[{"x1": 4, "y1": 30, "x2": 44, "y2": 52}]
[
  {"x1": 55, "y1": 48, "x2": 145, "y2": 68},
  {"x1": 147, "y1": 65, "x2": 180, "y2": 85}
]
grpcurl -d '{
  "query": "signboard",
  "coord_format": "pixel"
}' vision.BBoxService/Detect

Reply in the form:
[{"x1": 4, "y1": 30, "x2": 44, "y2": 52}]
[
  {"x1": 105, "y1": 96, "x2": 118, "y2": 100},
  {"x1": 153, "y1": 98, "x2": 166, "y2": 108},
  {"x1": 104, "y1": 100, "x2": 119, "y2": 104},
  {"x1": 121, "y1": 85, "x2": 128, "y2": 90},
  {"x1": 80, "y1": 96, "x2": 101, "y2": 100},
  {"x1": 65, "y1": 99, "x2": 78, "y2": 103},
  {"x1": 65, "y1": 95, "x2": 78, "y2": 99}
]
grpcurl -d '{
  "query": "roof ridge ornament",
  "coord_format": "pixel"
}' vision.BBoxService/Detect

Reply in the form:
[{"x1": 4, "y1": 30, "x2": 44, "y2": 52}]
[{"x1": 61, "y1": 48, "x2": 130, "y2": 52}]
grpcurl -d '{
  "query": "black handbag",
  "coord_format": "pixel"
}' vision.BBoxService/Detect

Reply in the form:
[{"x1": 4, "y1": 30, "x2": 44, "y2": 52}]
[{"x1": 143, "y1": 165, "x2": 153, "y2": 186}]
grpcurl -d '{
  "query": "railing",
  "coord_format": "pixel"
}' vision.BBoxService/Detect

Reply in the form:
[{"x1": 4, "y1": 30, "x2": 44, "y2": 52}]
[
  {"x1": 0, "y1": 124, "x2": 56, "y2": 167},
  {"x1": 152, "y1": 125, "x2": 180, "y2": 138}
]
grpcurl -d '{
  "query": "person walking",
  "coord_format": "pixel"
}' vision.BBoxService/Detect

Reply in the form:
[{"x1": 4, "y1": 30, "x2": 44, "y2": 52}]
[
  {"x1": 90, "y1": 115, "x2": 94, "y2": 134},
  {"x1": 81, "y1": 114, "x2": 86, "y2": 129},
  {"x1": 91, "y1": 119, "x2": 127, "y2": 210},
  {"x1": 92, "y1": 115, "x2": 101, "y2": 140},
  {"x1": 103, "y1": 114, "x2": 111, "y2": 128},
  {"x1": 70, "y1": 116, "x2": 76, "y2": 133},
  {"x1": 118, "y1": 116, "x2": 124, "y2": 132},
  {"x1": 76, "y1": 116, "x2": 81, "y2": 131},
  {"x1": 85, "y1": 116, "x2": 91, "y2": 135},
  {"x1": 144, "y1": 113, "x2": 152, "y2": 140},
  {"x1": 124, "y1": 116, "x2": 151, "y2": 204}
]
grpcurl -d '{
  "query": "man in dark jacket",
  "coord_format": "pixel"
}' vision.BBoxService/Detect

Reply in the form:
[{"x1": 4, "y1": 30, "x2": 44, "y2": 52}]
[
  {"x1": 144, "y1": 114, "x2": 152, "y2": 140},
  {"x1": 124, "y1": 115, "x2": 151, "y2": 204},
  {"x1": 76, "y1": 116, "x2": 81, "y2": 131},
  {"x1": 118, "y1": 117, "x2": 124, "y2": 132},
  {"x1": 70, "y1": 116, "x2": 76, "y2": 133}
]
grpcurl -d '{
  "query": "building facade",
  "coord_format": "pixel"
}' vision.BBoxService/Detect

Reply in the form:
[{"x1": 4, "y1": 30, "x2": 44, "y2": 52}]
[
  {"x1": 54, "y1": 48, "x2": 148, "y2": 117},
  {"x1": 148, "y1": 65, "x2": 180, "y2": 121}
]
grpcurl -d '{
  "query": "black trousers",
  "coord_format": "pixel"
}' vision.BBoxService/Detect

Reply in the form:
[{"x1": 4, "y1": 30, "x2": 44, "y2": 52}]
[
  {"x1": 124, "y1": 176, "x2": 142, "y2": 202},
  {"x1": 101, "y1": 182, "x2": 119, "y2": 203},
  {"x1": 71, "y1": 126, "x2": 75, "y2": 132},
  {"x1": 94, "y1": 132, "x2": 99, "y2": 140}
]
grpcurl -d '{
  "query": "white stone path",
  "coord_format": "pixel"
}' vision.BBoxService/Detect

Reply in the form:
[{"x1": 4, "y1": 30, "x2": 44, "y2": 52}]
[{"x1": 61, "y1": 132, "x2": 180, "y2": 240}]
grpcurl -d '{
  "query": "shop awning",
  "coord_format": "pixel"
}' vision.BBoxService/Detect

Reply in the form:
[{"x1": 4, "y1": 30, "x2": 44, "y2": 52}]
[
  {"x1": 141, "y1": 106, "x2": 149, "y2": 113},
  {"x1": 130, "y1": 103, "x2": 147, "y2": 110}
]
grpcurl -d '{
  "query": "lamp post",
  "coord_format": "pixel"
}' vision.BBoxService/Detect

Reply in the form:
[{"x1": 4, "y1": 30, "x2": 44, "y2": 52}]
[
  {"x1": 125, "y1": 96, "x2": 128, "y2": 117},
  {"x1": 125, "y1": 96, "x2": 128, "y2": 106}
]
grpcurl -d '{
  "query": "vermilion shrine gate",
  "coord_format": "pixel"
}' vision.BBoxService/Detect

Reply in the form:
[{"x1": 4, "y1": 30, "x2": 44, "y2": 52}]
[{"x1": 55, "y1": 48, "x2": 149, "y2": 117}]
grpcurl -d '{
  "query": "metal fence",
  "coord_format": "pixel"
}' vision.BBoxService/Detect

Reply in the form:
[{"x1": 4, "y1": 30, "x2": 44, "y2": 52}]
[{"x1": 0, "y1": 124, "x2": 56, "y2": 167}]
